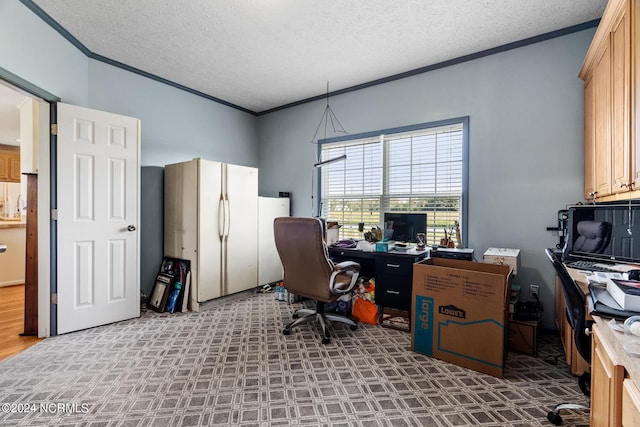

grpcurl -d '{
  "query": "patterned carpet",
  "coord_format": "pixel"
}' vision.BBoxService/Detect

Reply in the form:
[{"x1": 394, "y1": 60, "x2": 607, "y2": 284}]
[{"x1": 0, "y1": 291, "x2": 589, "y2": 426}]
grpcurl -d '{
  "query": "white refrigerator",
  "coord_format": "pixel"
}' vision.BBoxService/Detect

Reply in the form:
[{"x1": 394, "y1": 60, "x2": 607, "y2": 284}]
[{"x1": 164, "y1": 158, "x2": 258, "y2": 311}]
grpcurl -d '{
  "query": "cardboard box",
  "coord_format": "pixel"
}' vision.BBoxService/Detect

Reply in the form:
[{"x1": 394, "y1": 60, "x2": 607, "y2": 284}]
[
  {"x1": 483, "y1": 247, "x2": 521, "y2": 275},
  {"x1": 411, "y1": 258, "x2": 512, "y2": 377}
]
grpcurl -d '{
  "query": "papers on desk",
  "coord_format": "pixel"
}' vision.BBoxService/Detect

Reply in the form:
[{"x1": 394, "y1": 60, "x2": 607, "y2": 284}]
[
  {"x1": 586, "y1": 271, "x2": 625, "y2": 284},
  {"x1": 589, "y1": 282, "x2": 640, "y2": 320}
]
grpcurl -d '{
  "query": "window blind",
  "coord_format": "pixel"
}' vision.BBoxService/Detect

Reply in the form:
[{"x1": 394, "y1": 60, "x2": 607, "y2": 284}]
[{"x1": 319, "y1": 121, "x2": 465, "y2": 245}]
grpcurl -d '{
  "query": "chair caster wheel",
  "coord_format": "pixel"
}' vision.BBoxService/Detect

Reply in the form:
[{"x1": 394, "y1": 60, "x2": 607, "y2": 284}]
[
  {"x1": 350, "y1": 324, "x2": 357, "y2": 331},
  {"x1": 322, "y1": 337, "x2": 330, "y2": 344},
  {"x1": 547, "y1": 411, "x2": 562, "y2": 426},
  {"x1": 283, "y1": 328, "x2": 290, "y2": 336}
]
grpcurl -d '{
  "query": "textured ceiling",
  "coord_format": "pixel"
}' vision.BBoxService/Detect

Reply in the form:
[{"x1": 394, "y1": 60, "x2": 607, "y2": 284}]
[{"x1": 27, "y1": 0, "x2": 606, "y2": 114}]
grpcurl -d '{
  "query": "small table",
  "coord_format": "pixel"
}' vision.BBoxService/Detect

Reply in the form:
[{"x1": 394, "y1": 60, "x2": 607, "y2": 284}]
[{"x1": 508, "y1": 318, "x2": 539, "y2": 355}]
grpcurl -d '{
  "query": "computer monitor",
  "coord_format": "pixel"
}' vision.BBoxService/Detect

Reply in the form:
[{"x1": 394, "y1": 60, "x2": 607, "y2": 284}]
[
  {"x1": 564, "y1": 204, "x2": 640, "y2": 265},
  {"x1": 383, "y1": 212, "x2": 427, "y2": 242}
]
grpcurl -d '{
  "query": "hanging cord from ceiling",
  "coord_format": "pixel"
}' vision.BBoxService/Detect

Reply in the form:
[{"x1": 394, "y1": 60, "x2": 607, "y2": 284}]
[{"x1": 309, "y1": 82, "x2": 348, "y2": 145}]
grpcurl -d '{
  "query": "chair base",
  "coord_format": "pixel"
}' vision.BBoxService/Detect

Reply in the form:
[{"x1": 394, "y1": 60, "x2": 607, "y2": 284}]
[
  {"x1": 546, "y1": 371, "x2": 590, "y2": 425},
  {"x1": 547, "y1": 403, "x2": 589, "y2": 426},
  {"x1": 283, "y1": 307, "x2": 357, "y2": 344}
]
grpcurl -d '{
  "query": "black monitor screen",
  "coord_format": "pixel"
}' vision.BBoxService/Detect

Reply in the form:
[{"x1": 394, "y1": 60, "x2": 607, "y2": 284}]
[
  {"x1": 383, "y1": 212, "x2": 427, "y2": 242},
  {"x1": 565, "y1": 204, "x2": 640, "y2": 264}
]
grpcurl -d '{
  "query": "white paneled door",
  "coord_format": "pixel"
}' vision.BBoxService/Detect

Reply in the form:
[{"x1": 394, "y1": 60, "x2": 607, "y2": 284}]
[{"x1": 57, "y1": 103, "x2": 140, "y2": 334}]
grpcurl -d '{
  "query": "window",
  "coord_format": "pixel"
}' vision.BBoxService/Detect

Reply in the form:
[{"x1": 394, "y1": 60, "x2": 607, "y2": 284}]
[{"x1": 318, "y1": 117, "x2": 468, "y2": 246}]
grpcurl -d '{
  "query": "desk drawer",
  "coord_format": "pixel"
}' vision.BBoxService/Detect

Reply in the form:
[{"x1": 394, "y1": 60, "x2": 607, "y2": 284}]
[
  {"x1": 375, "y1": 256, "x2": 417, "y2": 277},
  {"x1": 376, "y1": 274, "x2": 412, "y2": 311}
]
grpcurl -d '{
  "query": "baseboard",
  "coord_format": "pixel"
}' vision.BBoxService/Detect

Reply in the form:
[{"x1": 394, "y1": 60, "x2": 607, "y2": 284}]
[{"x1": 0, "y1": 280, "x2": 24, "y2": 287}]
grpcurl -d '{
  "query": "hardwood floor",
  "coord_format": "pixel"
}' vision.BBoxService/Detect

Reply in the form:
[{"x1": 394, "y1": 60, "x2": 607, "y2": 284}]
[{"x1": 0, "y1": 284, "x2": 43, "y2": 362}]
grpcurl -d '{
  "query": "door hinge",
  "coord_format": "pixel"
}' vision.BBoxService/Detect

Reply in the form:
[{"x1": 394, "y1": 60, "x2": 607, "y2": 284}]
[
  {"x1": 51, "y1": 124, "x2": 58, "y2": 135},
  {"x1": 51, "y1": 293, "x2": 58, "y2": 304},
  {"x1": 51, "y1": 209, "x2": 58, "y2": 220}
]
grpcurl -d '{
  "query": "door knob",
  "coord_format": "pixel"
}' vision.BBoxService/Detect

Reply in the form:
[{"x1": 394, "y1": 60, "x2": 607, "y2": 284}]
[
  {"x1": 127, "y1": 225, "x2": 136, "y2": 232},
  {"x1": 0, "y1": 244, "x2": 6, "y2": 253}
]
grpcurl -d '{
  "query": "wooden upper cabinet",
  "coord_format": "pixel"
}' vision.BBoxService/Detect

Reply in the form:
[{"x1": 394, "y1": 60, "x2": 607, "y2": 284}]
[
  {"x1": 633, "y1": 0, "x2": 640, "y2": 189},
  {"x1": 8, "y1": 156, "x2": 20, "y2": 181},
  {"x1": 0, "y1": 148, "x2": 21, "y2": 183},
  {"x1": 594, "y1": 39, "x2": 613, "y2": 198},
  {"x1": 584, "y1": 75, "x2": 597, "y2": 200},
  {"x1": 611, "y1": 3, "x2": 631, "y2": 193},
  {"x1": 580, "y1": 0, "x2": 635, "y2": 201}
]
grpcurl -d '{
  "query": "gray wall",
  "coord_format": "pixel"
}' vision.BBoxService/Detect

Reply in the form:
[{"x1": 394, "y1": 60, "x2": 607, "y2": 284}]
[
  {"x1": 257, "y1": 29, "x2": 596, "y2": 329},
  {"x1": 1, "y1": 2, "x2": 258, "y2": 170},
  {"x1": 140, "y1": 167, "x2": 165, "y2": 296},
  {"x1": 88, "y1": 60, "x2": 258, "y2": 168},
  {"x1": 1, "y1": 2, "x2": 259, "y2": 297},
  {"x1": 0, "y1": 0, "x2": 89, "y2": 106},
  {"x1": 3, "y1": 0, "x2": 597, "y2": 329}
]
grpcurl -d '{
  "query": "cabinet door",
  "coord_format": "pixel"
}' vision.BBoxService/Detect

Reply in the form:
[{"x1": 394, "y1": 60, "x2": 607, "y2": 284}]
[
  {"x1": 591, "y1": 323, "x2": 624, "y2": 427},
  {"x1": 0, "y1": 154, "x2": 8, "y2": 180},
  {"x1": 584, "y1": 76, "x2": 597, "y2": 200},
  {"x1": 633, "y1": 0, "x2": 640, "y2": 189},
  {"x1": 8, "y1": 155, "x2": 20, "y2": 181},
  {"x1": 622, "y1": 379, "x2": 640, "y2": 427},
  {"x1": 555, "y1": 277, "x2": 589, "y2": 374},
  {"x1": 0, "y1": 151, "x2": 21, "y2": 182},
  {"x1": 611, "y1": 2, "x2": 631, "y2": 193},
  {"x1": 594, "y1": 40, "x2": 613, "y2": 197}
]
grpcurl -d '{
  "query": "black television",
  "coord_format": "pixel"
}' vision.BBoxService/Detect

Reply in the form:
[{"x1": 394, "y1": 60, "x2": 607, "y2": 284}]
[
  {"x1": 383, "y1": 212, "x2": 427, "y2": 243},
  {"x1": 564, "y1": 203, "x2": 640, "y2": 265}
]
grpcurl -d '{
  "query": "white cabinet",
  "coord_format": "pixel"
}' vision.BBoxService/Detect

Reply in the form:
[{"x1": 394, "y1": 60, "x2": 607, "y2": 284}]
[
  {"x1": 258, "y1": 196, "x2": 290, "y2": 286},
  {"x1": 19, "y1": 98, "x2": 39, "y2": 175}
]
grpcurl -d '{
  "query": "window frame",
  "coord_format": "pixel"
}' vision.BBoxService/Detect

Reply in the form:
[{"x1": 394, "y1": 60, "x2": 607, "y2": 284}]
[{"x1": 316, "y1": 116, "x2": 469, "y2": 247}]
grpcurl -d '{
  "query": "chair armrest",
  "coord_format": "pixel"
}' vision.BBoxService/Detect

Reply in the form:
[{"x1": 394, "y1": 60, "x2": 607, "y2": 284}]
[
  {"x1": 329, "y1": 261, "x2": 360, "y2": 295},
  {"x1": 334, "y1": 261, "x2": 360, "y2": 272}
]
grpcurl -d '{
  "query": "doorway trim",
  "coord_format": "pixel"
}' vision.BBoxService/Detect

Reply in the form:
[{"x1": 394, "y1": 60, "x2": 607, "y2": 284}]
[{"x1": 1, "y1": 66, "x2": 59, "y2": 337}]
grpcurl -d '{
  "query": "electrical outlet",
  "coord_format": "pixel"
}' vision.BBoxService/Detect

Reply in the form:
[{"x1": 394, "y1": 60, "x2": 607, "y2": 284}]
[{"x1": 529, "y1": 284, "x2": 540, "y2": 298}]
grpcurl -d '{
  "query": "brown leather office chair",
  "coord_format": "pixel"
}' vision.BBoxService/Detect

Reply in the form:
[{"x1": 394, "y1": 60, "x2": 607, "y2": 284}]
[{"x1": 273, "y1": 217, "x2": 360, "y2": 344}]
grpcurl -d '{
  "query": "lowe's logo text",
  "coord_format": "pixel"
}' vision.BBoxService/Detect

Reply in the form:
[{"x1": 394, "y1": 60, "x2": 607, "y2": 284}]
[{"x1": 439, "y1": 305, "x2": 465, "y2": 319}]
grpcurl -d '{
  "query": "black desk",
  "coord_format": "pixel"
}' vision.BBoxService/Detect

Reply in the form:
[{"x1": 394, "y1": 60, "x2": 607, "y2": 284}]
[
  {"x1": 328, "y1": 247, "x2": 428, "y2": 313},
  {"x1": 328, "y1": 248, "x2": 375, "y2": 278}
]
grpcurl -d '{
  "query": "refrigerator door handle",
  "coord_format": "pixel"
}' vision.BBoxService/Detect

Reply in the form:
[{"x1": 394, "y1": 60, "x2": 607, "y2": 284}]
[
  {"x1": 224, "y1": 194, "x2": 231, "y2": 238},
  {"x1": 218, "y1": 194, "x2": 225, "y2": 240}
]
